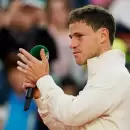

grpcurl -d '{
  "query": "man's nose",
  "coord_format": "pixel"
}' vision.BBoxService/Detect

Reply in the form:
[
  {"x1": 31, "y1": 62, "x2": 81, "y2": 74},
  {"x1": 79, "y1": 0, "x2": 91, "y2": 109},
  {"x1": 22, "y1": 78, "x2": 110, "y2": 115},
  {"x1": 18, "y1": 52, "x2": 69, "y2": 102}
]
[{"x1": 70, "y1": 39, "x2": 78, "y2": 49}]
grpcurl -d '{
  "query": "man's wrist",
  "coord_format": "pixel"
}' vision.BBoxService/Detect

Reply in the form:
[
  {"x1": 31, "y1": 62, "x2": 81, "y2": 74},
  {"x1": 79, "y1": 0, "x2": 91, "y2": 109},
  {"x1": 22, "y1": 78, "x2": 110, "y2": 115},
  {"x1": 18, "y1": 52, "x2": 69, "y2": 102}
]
[
  {"x1": 36, "y1": 74, "x2": 51, "y2": 87},
  {"x1": 34, "y1": 95, "x2": 41, "y2": 99},
  {"x1": 33, "y1": 88, "x2": 41, "y2": 99}
]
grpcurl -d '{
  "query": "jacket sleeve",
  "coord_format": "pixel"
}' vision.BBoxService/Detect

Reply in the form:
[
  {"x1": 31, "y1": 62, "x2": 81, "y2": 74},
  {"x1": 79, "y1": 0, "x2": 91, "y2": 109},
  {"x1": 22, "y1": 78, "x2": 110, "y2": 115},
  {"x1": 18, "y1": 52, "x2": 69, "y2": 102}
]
[
  {"x1": 36, "y1": 75, "x2": 119, "y2": 126},
  {"x1": 35, "y1": 98, "x2": 79, "y2": 130}
]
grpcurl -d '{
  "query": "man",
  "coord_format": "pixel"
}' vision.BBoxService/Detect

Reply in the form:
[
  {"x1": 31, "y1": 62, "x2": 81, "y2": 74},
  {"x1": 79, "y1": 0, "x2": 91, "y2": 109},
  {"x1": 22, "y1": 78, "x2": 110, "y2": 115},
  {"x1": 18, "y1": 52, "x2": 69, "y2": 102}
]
[{"x1": 17, "y1": 5, "x2": 130, "y2": 130}]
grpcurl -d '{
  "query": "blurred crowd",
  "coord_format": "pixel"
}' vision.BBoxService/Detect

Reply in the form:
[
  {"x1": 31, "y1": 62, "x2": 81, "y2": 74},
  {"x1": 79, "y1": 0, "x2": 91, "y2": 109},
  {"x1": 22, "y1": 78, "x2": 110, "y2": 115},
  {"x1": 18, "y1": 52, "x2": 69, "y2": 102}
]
[{"x1": 0, "y1": 0, "x2": 130, "y2": 130}]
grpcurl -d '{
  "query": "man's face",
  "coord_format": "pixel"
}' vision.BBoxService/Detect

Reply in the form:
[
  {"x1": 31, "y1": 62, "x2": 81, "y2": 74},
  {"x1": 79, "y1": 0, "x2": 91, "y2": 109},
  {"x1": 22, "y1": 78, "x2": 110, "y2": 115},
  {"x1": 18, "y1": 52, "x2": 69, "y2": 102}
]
[{"x1": 69, "y1": 22, "x2": 101, "y2": 65}]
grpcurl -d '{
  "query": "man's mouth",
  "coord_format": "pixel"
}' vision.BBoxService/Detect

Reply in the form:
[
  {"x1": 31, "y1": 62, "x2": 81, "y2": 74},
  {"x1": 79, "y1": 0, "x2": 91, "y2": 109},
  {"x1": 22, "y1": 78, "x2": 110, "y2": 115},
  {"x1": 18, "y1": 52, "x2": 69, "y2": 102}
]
[
  {"x1": 73, "y1": 52, "x2": 80, "y2": 58},
  {"x1": 73, "y1": 52, "x2": 80, "y2": 54}
]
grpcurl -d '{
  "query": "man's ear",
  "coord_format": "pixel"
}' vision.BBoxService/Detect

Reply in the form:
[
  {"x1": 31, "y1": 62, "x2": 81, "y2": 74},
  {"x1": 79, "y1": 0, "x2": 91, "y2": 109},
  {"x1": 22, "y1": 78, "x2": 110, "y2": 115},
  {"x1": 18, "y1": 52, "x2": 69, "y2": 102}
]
[{"x1": 99, "y1": 28, "x2": 109, "y2": 44}]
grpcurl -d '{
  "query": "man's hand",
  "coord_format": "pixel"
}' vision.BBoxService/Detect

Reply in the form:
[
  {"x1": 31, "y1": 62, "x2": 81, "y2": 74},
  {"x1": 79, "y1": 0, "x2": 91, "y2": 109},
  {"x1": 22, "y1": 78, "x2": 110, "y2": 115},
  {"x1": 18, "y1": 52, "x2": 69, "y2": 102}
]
[
  {"x1": 23, "y1": 81, "x2": 41, "y2": 99},
  {"x1": 17, "y1": 48, "x2": 49, "y2": 84}
]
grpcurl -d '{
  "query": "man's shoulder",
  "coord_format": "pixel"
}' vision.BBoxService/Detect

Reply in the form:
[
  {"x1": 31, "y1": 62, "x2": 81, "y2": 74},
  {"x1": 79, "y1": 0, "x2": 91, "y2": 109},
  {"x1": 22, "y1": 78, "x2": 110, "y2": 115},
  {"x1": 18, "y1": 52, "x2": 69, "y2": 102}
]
[
  {"x1": 91, "y1": 66, "x2": 130, "y2": 86},
  {"x1": 109, "y1": 66, "x2": 130, "y2": 79}
]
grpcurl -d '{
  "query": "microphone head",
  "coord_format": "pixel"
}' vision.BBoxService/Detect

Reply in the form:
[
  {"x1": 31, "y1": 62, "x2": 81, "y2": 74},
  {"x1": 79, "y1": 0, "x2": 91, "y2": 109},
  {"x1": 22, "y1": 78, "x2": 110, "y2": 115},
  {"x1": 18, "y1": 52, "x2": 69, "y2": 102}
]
[{"x1": 30, "y1": 45, "x2": 49, "y2": 60}]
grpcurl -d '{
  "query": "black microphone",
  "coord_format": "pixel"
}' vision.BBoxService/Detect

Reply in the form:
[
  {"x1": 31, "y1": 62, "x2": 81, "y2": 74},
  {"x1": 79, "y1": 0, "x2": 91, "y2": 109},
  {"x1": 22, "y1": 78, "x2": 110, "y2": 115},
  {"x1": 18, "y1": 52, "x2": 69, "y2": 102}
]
[{"x1": 24, "y1": 45, "x2": 49, "y2": 111}]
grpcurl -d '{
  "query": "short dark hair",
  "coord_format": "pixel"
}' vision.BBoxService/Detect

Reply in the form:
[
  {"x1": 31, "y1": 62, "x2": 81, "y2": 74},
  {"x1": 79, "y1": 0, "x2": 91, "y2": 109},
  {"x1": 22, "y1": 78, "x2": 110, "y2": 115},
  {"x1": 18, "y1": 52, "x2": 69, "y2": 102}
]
[{"x1": 68, "y1": 5, "x2": 116, "y2": 44}]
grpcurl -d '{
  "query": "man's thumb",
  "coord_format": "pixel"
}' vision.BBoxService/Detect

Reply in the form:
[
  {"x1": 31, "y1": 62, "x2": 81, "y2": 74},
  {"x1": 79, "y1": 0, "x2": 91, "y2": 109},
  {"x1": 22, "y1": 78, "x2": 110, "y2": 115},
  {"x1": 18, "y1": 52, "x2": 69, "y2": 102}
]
[{"x1": 40, "y1": 49, "x2": 46, "y2": 61}]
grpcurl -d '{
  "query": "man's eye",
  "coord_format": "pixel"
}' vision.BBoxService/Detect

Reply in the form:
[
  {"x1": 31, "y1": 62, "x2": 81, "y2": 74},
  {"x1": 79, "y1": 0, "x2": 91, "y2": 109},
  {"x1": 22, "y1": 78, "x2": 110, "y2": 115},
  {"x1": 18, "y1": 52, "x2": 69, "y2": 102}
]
[{"x1": 76, "y1": 34, "x2": 82, "y2": 38}]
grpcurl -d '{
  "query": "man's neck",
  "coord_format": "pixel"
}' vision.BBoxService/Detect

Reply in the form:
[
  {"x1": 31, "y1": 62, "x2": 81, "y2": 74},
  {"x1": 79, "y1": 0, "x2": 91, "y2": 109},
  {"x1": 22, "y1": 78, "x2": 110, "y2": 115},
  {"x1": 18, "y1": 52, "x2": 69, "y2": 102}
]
[{"x1": 98, "y1": 44, "x2": 112, "y2": 57}]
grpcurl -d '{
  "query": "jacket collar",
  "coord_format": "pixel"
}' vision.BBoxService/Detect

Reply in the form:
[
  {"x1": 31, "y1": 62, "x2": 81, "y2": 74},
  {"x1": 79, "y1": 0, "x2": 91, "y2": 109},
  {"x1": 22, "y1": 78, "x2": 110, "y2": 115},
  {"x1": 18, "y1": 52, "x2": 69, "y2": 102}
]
[{"x1": 87, "y1": 49, "x2": 126, "y2": 79}]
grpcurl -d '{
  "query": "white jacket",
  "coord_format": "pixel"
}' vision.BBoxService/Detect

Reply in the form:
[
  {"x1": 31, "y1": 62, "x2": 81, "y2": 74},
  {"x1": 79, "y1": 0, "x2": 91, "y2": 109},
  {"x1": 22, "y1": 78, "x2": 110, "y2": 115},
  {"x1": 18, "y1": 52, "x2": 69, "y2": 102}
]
[{"x1": 35, "y1": 50, "x2": 130, "y2": 130}]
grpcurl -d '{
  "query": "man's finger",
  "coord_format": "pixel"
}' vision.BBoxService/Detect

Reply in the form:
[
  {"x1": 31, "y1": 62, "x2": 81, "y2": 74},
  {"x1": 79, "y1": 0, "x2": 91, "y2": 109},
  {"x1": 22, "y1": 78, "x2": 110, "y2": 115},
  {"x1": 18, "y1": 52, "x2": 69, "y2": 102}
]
[
  {"x1": 17, "y1": 53, "x2": 31, "y2": 65},
  {"x1": 23, "y1": 83, "x2": 35, "y2": 89},
  {"x1": 17, "y1": 61, "x2": 28, "y2": 69},
  {"x1": 19, "y1": 48, "x2": 37, "y2": 63},
  {"x1": 40, "y1": 49, "x2": 47, "y2": 62},
  {"x1": 17, "y1": 66, "x2": 27, "y2": 74}
]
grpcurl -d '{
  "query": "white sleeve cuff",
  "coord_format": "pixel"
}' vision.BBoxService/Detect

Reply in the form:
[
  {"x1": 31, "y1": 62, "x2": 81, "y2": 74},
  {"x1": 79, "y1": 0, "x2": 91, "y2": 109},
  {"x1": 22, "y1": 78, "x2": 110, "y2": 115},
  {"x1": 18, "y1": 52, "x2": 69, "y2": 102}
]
[
  {"x1": 34, "y1": 98, "x2": 49, "y2": 115},
  {"x1": 36, "y1": 75, "x2": 63, "y2": 99},
  {"x1": 35, "y1": 98, "x2": 45, "y2": 110}
]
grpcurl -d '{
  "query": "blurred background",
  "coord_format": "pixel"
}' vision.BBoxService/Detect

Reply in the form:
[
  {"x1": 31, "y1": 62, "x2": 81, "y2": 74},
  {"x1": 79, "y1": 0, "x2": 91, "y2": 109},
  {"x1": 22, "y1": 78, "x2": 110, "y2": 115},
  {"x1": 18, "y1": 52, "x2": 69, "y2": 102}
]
[{"x1": 0, "y1": 0, "x2": 130, "y2": 130}]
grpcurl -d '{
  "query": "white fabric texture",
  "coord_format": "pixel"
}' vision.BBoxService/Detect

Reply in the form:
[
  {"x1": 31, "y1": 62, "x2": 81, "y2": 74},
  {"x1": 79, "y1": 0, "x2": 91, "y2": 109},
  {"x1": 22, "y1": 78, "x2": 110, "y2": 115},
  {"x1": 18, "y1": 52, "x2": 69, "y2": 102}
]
[{"x1": 35, "y1": 49, "x2": 130, "y2": 130}]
